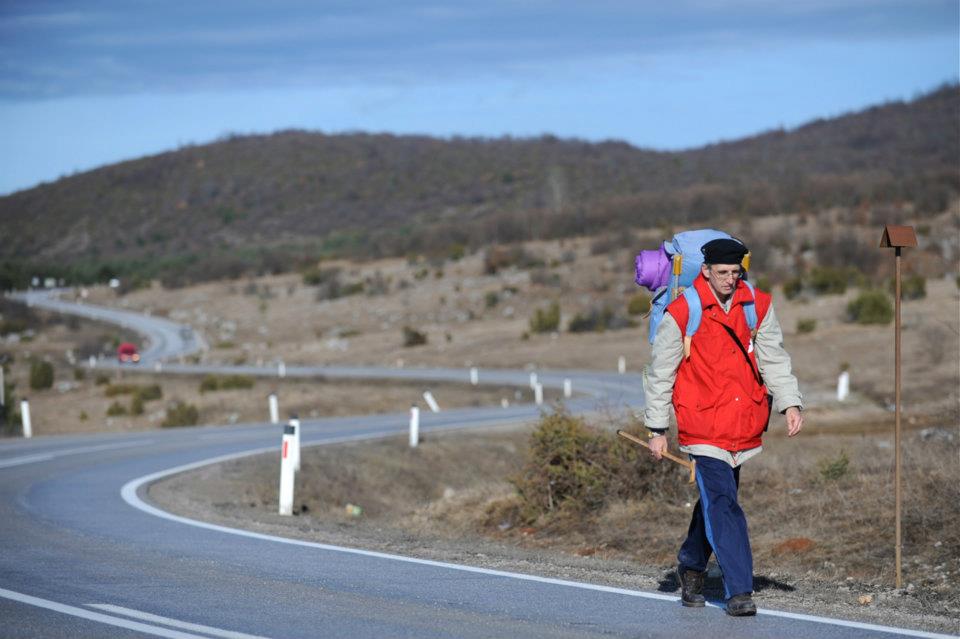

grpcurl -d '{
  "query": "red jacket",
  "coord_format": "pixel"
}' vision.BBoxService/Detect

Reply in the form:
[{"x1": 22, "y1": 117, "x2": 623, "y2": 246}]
[{"x1": 666, "y1": 275, "x2": 772, "y2": 451}]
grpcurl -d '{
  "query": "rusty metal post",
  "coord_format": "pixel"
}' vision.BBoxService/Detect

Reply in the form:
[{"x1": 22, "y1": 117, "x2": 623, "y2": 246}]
[
  {"x1": 879, "y1": 225, "x2": 916, "y2": 590},
  {"x1": 894, "y1": 245, "x2": 902, "y2": 590}
]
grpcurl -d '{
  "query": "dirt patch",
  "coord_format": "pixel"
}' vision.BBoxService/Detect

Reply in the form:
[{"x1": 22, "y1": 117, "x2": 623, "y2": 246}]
[{"x1": 150, "y1": 421, "x2": 960, "y2": 634}]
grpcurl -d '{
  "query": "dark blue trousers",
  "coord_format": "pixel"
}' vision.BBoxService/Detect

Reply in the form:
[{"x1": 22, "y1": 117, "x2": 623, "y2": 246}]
[{"x1": 677, "y1": 455, "x2": 753, "y2": 598}]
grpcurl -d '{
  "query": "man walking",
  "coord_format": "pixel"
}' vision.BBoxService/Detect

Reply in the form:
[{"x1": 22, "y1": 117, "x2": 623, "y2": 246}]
[{"x1": 643, "y1": 237, "x2": 803, "y2": 616}]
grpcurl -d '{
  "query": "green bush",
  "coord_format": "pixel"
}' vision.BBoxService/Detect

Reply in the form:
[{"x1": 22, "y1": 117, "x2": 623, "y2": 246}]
[
  {"x1": 106, "y1": 400, "x2": 128, "y2": 416},
  {"x1": 162, "y1": 401, "x2": 200, "y2": 427},
  {"x1": 847, "y1": 290, "x2": 894, "y2": 325},
  {"x1": 199, "y1": 375, "x2": 220, "y2": 393},
  {"x1": 94, "y1": 373, "x2": 110, "y2": 386},
  {"x1": 402, "y1": 326, "x2": 428, "y2": 347},
  {"x1": 890, "y1": 274, "x2": 926, "y2": 300},
  {"x1": 796, "y1": 318, "x2": 817, "y2": 334},
  {"x1": 626, "y1": 293, "x2": 651, "y2": 316},
  {"x1": 73, "y1": 368, "x2": 86, "y2": 381},
  {"x1": 106, "y1": 383, "x2": 162, "y2": 401},
  {"x1": 783, "y1": 277, "x2": 803, "y2": 300},
  {"x1": 104, "y1": 383, "x2": 139, "y2": 397},
  {"x1": 568, "y1": 307, "x2": 614, "y2": 333},
  {"x1": 484, "y1": 291, "x2": 500, "y2": 308},
  {"x1": 529, "y1": 302, "x2": 560, "y2": 334},
  {"x1": 809, "y1": 266, "x2": 849, "y2": 295},
  {"x1": 301, "y1": 265, "x2": 340, "y2": 287},
  {"x1": 130, "y1": 394, "x2": 145, "y2": 416},
  {"x1": 136, "y1": 384, "x2": 163, "y2": 401},
  {"x1": 448, "y1": 243, "x2": 466, "y2": 261},
  {"x1": 29, "y1": 359, "x2": 54, "y2": 391},
  {"x1": 510, "y1": 412, "x2": 686, "y2": 524},
  {"x1": 1, "y1": 371, "x2": 21, "y2": 435},
  {"x1": 79, "y1": 411, "x2": 88, "y2": 421},
  {"x1": 340, "y1": 281, "x2": 365, "y2": 296},
  {"x1": 0, "y1": 318, "x2": 27, "y2": 336},
  {"x1": 819, "y1": 450, "x2": 850, "y2": 481},
  {"x1": 220, "y1": 375, "x2": 255, "y2": 390},
  {"x1": 754, "y1": 275, "x2": 772, "y2": 292}
]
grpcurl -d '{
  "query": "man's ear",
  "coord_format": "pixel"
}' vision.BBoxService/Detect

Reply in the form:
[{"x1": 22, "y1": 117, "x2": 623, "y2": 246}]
[{"x1": 700, "y1": 263, "x2": 711, "y2": 277}]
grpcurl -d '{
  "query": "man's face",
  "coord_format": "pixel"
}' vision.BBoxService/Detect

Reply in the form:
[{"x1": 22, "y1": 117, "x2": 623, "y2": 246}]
[{"x1": 702, "y1": 263, "x2": 742, "y2": 298}]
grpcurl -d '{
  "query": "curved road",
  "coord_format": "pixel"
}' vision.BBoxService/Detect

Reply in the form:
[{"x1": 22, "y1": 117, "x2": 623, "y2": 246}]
[{"x1": 1, "y1": 290, "x2": 954, "y2": 639}]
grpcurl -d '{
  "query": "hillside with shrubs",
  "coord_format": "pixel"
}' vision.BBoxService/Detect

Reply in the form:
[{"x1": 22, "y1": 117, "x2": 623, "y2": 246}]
[{"x1": 0, "y1": 84, "x2": 956, "y2": 290}]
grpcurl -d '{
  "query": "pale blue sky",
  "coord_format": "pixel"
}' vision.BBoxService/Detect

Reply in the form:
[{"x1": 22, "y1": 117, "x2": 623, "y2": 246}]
[{"x1": 1, "y1": 1, "x2": 957, "y2": 195}]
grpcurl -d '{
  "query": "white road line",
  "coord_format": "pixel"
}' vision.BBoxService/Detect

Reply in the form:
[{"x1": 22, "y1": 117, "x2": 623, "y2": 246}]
[
  {"x1": 0, "y1": 453, "x2": 55, "y2": 468},
  {"x1": 198, "y1": 431, "x2": 274, "y2": 441},
  {"x1": 0, "y1": 440, "x2": 153, "y2": 469},
  {"x1": 122, "y1": 431, "x2": 958, "y2": 639},
  {"x1": 0, "y1": 587, "x2": 215, "y2": 639},
  {"x1": 88, "y1": 604, "x2": 271, "y2": 639}
]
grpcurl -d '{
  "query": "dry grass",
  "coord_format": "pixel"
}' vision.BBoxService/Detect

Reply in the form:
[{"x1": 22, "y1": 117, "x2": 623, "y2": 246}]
[{"x1": 154, "y1": 420, "x2": 959, "y2": 611}]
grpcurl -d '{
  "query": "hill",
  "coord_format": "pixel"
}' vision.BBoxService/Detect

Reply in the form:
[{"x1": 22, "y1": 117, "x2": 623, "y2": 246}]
[{"x1": 1, "y1": 83, "x2": 956, "y2": 288}]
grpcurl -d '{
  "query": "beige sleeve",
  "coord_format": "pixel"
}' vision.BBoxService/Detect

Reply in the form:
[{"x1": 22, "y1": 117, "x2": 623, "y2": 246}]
[
  {"x1": 754, "y1": 303, "x2": 803, "y2": 413},
  {"x1": 642, "y1": 313, "x2": 683, "y2": 430}
]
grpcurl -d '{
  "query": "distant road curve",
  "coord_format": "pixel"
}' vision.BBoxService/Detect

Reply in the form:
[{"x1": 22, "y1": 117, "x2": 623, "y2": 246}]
[
  {"x1": 13, "y1": 288, "x2": 207, "y2": 364},
  {"x1": 0, "y1": 288, "x2": 953, "y2": 639}
]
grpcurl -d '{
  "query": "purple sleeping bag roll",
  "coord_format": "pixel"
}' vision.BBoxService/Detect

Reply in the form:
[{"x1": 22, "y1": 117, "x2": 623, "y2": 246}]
[{"x1": 634, "y1": 244, "x2": 671, "y2": 292}]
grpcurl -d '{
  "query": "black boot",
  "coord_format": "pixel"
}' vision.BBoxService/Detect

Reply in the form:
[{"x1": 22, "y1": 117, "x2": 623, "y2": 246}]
[
  {"x1": 725, "y1": 593, "x2": 757, "y2": 616},
  {"x1": 677, "y1": 565, "x2": 706, "y2": 607}
]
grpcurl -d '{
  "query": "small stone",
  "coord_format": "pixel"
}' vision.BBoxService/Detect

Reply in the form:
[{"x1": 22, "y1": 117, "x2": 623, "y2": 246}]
[{"x1": 858, "y1": 594, "x2": 873, "y2": 606}]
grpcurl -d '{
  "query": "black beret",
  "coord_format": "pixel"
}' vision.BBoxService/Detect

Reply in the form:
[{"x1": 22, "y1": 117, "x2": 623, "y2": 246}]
[{"x1": 701, "y1": 238, "x2": 748, "y2": 265}]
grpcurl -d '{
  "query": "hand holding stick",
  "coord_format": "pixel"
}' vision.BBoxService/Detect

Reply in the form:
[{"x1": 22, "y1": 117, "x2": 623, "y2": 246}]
[{"x1": 616, "y1": 430, "x2": 696, "y2": 484}]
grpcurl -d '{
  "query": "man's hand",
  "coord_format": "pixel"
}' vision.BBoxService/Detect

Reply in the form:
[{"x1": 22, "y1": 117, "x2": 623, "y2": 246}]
[
  {"x1": 648, "y1": 434, "x2": 668, "y2": 460},
  {"x1": 785, "y1": 406, "x2": 803, "y2": 437}
]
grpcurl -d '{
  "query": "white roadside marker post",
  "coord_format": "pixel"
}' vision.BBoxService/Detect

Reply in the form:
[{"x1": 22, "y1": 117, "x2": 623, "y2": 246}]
[
  {"x1": 278, "y1": 361, "x2": 286, "y2": 378},
  {"x1": 618, "y1": 356, "x2": 626, "y2": 374},
  {"x1": 469, "y1": 367, "x2": 479, "y2": 386},
  {"x1": 534, "y1": 383, "x2": 543, "y2": 406},
  {"x1": 837, "y1": 371, "x2": 850, "y2": 402},
  {"x1": 289, "y1": 416, "x2": 301, "y2": 473},
  {"x1": 268, "y1": 393, "x2": 280, "y2": 425},
  {"x1": 88, "y1": 355, "x2": 96, "y2": 369},
  {"x1": 20, "y1": 399, "x2": 32, "y2": 438},
  {"x1": 529, "y1": 372, "x2": 537, "y2": 389},
  {"x1": 501, "y1": 398, "x2": 509, "y2": 408},
  {"x1": 564, "y1": 378, "x2": 572, "y2": 399},
  {"x1": 423, "y1": 391, "x2": 440, "y2": 413},
  {"x1": 278, "y1": 423, "x2": 295, "y2": 516},
  {"x1": 409, "y1": 405, "x2": 420, "y2": 448}
]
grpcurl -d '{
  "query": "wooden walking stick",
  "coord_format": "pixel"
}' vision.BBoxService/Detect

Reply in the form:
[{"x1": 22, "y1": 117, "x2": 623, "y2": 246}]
[{"x1": 616, "y1": 430, "x2": 696, "y2": 484}]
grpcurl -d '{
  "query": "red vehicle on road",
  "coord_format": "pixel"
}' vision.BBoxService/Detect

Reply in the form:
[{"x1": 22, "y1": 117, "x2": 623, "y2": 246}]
[{"x1": 117, "y1": 342, "x2": 140, "y2": 363}]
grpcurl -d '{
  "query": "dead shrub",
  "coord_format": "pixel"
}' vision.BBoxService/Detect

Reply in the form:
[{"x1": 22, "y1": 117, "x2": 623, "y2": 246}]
[{"x1": 509, "y1": 411, "x2": 687, "y2": 526}]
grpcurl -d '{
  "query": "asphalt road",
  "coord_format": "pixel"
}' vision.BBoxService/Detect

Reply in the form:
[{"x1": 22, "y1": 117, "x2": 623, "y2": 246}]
[{"x1": 1, "y1": 290, "x2": 954, "y2": 639}]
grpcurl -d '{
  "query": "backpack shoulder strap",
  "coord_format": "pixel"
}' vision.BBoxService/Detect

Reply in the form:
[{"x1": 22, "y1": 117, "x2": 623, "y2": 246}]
[
  {"x1": 741, "y1": 280, "x2": 758, "y2": 337},
  {"x1": 681, "y1": 286, "x2": 702, "y2": 359}
]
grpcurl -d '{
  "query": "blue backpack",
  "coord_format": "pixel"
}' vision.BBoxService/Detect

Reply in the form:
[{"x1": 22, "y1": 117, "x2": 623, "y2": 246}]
[{"x1": 639, "y1": 229, "x2": 756, "y2": 345}]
